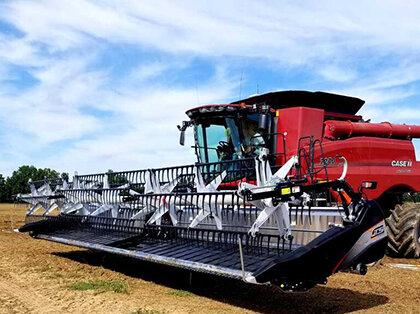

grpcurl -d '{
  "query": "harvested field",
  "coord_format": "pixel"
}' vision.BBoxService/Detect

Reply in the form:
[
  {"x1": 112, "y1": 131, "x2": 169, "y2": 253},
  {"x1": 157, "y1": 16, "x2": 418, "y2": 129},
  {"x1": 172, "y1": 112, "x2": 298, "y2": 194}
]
[{"x1": 0, "y1": 204, "x2": 419, "y2": 314}]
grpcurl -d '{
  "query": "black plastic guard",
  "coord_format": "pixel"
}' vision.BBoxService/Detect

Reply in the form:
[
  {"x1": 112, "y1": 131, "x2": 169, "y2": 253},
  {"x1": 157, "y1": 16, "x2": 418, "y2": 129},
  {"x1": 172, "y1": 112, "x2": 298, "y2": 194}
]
[
  {"x1": 18, "y1": 216, "x2": 81, "y2": 234},
  {"x1": 252, "y1": 200, "x2": 387, "y2": 287}
]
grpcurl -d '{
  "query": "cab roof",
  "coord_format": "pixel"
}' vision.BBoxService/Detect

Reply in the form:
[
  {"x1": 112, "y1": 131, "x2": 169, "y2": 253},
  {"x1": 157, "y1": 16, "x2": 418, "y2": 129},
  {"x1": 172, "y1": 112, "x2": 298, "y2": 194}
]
[{"x1": 231, "y1": 90, "x2": 365, "y2": 115}]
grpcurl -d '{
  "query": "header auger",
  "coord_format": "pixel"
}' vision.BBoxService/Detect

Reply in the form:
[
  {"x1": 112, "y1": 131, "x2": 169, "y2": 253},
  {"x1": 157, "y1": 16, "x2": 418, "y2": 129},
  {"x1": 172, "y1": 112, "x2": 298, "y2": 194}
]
[{"x1": 19, "y1": 89, "x2": 420, "y2": 292}]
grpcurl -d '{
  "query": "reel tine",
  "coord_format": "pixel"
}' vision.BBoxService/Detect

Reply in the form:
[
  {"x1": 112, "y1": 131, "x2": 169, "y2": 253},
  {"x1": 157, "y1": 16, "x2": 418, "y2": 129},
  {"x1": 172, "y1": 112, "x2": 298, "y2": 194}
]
[
  {"x1": 308, "y1": 204, "x2": 312, "y2": 224},
  {"x1": 300, "y1": 205, "x2": 304, "y2": 225}
]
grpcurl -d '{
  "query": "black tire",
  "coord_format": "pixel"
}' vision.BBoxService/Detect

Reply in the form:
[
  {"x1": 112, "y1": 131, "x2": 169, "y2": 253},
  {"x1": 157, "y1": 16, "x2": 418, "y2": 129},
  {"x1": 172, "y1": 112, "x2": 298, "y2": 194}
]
[{"x1": 385, "y1": 203, "x2": 420, "y2": 258}]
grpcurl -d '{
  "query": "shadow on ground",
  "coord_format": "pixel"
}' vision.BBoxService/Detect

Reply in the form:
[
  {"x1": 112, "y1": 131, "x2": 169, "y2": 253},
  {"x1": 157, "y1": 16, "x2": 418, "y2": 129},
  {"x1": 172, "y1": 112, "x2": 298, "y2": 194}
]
[{"x1": 54, "y1": 250, "x2": 388, "y2": 314}]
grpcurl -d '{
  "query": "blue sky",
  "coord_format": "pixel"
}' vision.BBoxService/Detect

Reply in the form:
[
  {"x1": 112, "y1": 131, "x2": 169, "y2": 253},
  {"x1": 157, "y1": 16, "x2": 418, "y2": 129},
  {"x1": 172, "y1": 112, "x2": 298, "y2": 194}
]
[{"x1": 1, "y1": 1, "x2": 420, "y2": 176}]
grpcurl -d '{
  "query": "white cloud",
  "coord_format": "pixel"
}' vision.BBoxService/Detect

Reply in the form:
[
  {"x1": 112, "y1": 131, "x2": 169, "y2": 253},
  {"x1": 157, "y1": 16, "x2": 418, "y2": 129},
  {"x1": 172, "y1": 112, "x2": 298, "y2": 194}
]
[
  {"x1": 0, "y1": 45, "x2": 237, "y2": 175},
  {"x1": 0, "y1": 36, "x2": 45, "y2": 66},
  {"x1": 318, "y1": 66, "x2": 357, "y2": 82},
  {"x1": 49, "y1": 66, "x2": 237, "y2": 172},
  {"x1": 2, "y1": 0, "x2": 420, "y2": 175},
  {"x1": 1, "y1": 1, "x2": 420, "y2": 61}
]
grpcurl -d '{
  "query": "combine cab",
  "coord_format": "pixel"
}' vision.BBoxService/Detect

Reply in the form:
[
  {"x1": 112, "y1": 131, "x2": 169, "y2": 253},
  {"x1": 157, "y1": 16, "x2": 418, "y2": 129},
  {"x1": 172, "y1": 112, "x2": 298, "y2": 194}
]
[{"x1": 19, "y1": 90, "x2": 417, "y2": 291}]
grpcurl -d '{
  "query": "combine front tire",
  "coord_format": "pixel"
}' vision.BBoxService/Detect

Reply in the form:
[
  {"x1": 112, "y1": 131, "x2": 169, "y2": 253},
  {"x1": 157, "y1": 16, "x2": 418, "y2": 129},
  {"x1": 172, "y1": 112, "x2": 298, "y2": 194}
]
[{"x1": 386, "y1": 203, "x2": 420, "y2": 258}]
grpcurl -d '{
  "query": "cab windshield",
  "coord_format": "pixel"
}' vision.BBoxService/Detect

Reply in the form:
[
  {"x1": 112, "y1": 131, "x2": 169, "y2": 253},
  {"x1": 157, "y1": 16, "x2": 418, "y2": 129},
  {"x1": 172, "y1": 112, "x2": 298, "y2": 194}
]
[{"x1": 195, "y1": 115, "x2": 265, "y2": 163}]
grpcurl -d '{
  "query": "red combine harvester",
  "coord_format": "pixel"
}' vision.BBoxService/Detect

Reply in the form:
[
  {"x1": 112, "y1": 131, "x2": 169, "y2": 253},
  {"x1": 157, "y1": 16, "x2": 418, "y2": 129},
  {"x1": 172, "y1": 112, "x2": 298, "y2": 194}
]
[
  {"x1": 16, "y1": 90, "x2": 418, "y2": 292},
  {"x1": 208, "y1": 90, "x2": 419, "y2": 257}
]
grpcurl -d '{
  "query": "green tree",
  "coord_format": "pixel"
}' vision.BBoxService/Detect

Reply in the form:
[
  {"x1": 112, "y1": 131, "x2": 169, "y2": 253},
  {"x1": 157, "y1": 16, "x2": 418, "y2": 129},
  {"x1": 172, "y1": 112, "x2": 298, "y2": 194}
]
[
  {"x1": 5, "y1": 166, "x2": 60, "y2": 201},
  {"x1": 0, "y1": 174, "x2": 6, "y2": 202},
  {"x1": 61, "y1": 172, "x2": 70, "y2": 182},
  {"x1": 36, "y1": 168, "x2": 60, "y2": 181},
  {"x1": 6, "y1": 165, "x2": 39, "y2": 199},
  {"x1": 106, "y1": 169, "x2": 128, "y2": 186}
]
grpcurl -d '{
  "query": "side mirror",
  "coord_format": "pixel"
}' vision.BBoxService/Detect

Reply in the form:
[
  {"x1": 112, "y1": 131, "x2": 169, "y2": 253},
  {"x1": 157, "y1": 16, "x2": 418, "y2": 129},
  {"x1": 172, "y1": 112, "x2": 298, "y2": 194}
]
[
  {"x1": 179, "y1": 129, "x2": 185, "y2": 146},
  {"x1": 177, "y1": 121, "x2": 191, "y2": 146},
  {"x1": 258, "y1": 113, "x2": 271, "y2": 132},
  {"x1": 257, "y1": 102, "x2": 271, "y2": 133}
]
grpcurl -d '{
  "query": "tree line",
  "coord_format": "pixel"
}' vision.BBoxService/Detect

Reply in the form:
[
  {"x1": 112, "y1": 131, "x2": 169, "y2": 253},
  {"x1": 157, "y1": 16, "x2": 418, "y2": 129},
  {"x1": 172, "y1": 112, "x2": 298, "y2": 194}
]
[{"x1": 0, "y1": 165, "x2": 69, "y2": 203}]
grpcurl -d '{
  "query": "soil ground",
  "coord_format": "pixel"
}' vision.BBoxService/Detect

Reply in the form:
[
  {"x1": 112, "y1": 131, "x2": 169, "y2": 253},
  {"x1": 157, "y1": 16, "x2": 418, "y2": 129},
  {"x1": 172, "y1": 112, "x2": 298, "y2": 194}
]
[{"x1": 0, "y1": 204, "x2": 419, "y2": 314}]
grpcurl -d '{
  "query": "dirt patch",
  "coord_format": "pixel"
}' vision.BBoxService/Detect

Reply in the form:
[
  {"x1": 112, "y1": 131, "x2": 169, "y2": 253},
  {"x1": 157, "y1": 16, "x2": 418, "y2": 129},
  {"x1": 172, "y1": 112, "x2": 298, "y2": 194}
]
[{"x1": 0, "y1": 204, "x2": 419, "y2": 313}]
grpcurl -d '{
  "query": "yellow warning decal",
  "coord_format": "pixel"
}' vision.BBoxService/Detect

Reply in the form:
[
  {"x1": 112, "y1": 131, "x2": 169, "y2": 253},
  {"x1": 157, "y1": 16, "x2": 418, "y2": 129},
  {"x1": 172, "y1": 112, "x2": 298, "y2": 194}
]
[{"x1": 281, "y1": 188, "x2": 291, "y2": 195}]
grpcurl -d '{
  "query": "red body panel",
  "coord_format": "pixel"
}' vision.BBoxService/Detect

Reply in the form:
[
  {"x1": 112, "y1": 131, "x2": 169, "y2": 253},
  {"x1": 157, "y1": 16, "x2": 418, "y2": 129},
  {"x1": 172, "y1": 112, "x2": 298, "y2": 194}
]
[
  {"x1": 275, "y1": 107, "x2": 324, "y2": 164},
  {"x1": 274, "y1": 107, "x2": 420, "y2": 199},
  {"x1": 317, "y1": 138, "x2": 420, "y2": 199}
]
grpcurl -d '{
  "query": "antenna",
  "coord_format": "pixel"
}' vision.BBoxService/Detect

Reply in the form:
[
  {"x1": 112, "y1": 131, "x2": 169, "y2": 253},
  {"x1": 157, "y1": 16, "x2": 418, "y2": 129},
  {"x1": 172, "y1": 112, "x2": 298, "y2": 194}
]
[
  {"x1": 195, "y1": 75, "x2": 200, "y2": 106},
  {"x1": 195, "y1": 84, "x2": 200, "y2": 106},
  {"x1": 239, "y1": 70, "x2": 243, "y2": 100},
  {"x1": 256, "y1": 74, "x2": 260, "y2": 94}
]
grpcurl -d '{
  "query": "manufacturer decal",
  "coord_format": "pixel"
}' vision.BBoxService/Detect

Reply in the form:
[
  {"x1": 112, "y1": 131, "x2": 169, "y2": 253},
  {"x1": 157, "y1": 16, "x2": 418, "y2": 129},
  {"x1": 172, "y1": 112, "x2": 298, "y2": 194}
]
[
  {"x1": 320, "y1": 157, "x2": 336, "y2": 166},
  {"x1": 396, "y1": 169, "x2": 411, "y2": 173},
  {"x1": 391, "y1": 160, "x2": 413, "y2": 167},
  {"x1": 371, "y1": 224, "x2": 385, "y2": 238}
]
